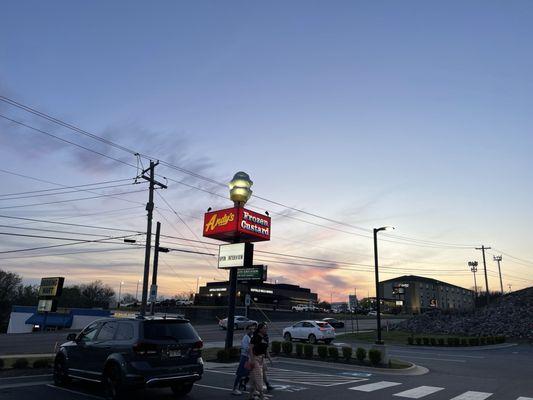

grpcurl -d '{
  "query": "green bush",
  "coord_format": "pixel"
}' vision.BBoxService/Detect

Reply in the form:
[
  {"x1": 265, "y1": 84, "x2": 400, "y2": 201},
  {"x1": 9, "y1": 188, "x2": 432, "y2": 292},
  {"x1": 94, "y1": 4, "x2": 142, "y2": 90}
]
[
  {"x1": 460, "y1": 338, "x2": 468, "y2": 346},
  {"x1": 495, "y1": 336, "x2": 506, "y2": 344},
  {"x1": 282, "y1": 341, "x2": 293, "y2": 355},
  {"x1": 453, "y1": 337, "x2": 460, "y2": 346},
  {"x1": 0, "y1": 358, "x2": 4, "y2": 369},
  {"x1": 295, "y1": 343, "x2": 304, "y2": 357},
  {"x1": 479, "y1": 337, "x2": 487, "y2": 346},
  {"x1": 430, "y1": 338, "x2": 436, "y2": 346},
  {"x1": 12, "y1": 358, "x2": 29, "y2": 369},
  {"x1": 317, "y1": 345, "x2": 328, "y2": 359},
  {"x1": 422, "y1": 337, "x2": 429, "y2": 345},
  {"x1": 438, "y1": 338, "x2": 445, "y2": 346},
  {"x1": 407, "y1": 337, "x2": 414, "y2": 345},
  {"x1": 271, "y1": 341, "x2": 281, "y2": 354},
  {"x1": 32, "y1": 358, "x2": 51, "y2": 369},
  {"x1": 304, "y1": 344, "x2": 314, "y2": 358},
  {"x1": 487, "y1": 337, "x2": 495, "y2": 345},
  {"x1": 415, "y1": 337, "x2": 422, "y2": 345},
  {"x1": 368, "y1": 349, "x2": 382, "y2": 366},
  {"x1": 447, "y1": 337, "x2": 454, "y2": 346},
  {"x1": 342, "y1": 346, "x2": 352, "y2": 361},
  {"x1": 229, "y1": 347, "x2": 240, "y2": 359},
  {"x1": 355, "y1": 347, "x2": 367, "y2": 362},
  {"x1": 469, "y1": 337, "x2": 479, "y2": 346},
  {"x1": 216, "y1": 349, "x2": 230, "y2": 362},
  {"x1": 328, "y1": 346, "x2": 339, "y2": 360}
]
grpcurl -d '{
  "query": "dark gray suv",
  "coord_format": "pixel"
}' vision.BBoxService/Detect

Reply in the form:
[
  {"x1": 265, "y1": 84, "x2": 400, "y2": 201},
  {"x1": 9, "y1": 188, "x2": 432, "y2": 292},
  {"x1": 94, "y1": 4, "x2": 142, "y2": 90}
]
[{"x1": 53, "y1": 317, "x2": 203, "y2": 398}]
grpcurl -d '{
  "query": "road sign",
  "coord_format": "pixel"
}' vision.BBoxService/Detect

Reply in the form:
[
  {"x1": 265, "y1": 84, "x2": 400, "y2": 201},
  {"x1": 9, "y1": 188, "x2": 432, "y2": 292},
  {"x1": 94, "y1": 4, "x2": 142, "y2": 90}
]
[{"x1": 237, "y1": 265, "x2": 267, "y2": 282}]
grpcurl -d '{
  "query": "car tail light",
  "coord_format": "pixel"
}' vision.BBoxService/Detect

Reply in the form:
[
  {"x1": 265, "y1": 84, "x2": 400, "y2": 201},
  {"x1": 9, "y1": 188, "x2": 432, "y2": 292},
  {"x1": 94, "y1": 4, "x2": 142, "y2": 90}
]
[
  {"x1": 193, "y1": 340, "x2": 203, "y2": 349},
  {"x1": 133, "y1": 342, "x2": 158, "y2": 355}
]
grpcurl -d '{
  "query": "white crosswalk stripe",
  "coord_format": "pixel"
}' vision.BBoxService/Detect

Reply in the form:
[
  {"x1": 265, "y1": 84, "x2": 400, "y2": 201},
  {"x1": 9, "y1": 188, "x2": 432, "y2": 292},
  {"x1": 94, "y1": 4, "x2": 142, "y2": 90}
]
[
  {"x1": 393, "y1": 385, "x2": 445, "y2": 398},
  {"x1": 349, "y1": 381, "x2": 403, "y2": 392},
  {"x1": 449, "y1": 391, "x2": 493, "y2": 400},
  {"x1": 265, "y1": 368, "x2": 368, "y2": 387}
]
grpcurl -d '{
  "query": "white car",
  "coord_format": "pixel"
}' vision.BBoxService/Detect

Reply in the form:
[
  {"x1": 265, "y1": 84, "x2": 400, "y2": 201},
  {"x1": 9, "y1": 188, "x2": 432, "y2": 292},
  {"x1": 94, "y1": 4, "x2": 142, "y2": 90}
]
[
  {"x1": 367, "y1": 310, "x2": 377, "y2": 316},
  {"x1": 283, "y1": 320, "x2": 336, "y2": 344},
  {"x1": 219, "y1": 315, "x2": 258, "y2": 330},
  {"x1": 291, "y1": 304, "x2": 312, "y2": 312}
]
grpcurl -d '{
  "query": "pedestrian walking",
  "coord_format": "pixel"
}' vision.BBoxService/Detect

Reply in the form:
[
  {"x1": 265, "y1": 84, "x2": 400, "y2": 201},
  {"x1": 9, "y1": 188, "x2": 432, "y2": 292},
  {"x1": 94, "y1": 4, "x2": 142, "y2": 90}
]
[
  {"x1": 247, "y1": 322, "x2": 270, "y2": 400},
  {"x1": 262, "y1": 330, "x2": 274, "y2": 391},
  {"x1": 232, "y1": 322, "x2": 257, "y2": 395}
]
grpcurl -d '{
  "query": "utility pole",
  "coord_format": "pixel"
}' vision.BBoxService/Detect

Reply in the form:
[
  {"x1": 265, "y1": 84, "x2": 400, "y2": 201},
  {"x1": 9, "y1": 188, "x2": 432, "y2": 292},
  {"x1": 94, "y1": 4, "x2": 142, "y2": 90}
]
[
  {"x1": 468, "y1": 261, "x2": 478, "y2": 297},
  {"x1": 354, "y1": 287, "x2": 359, "y2": 333},
  {"x1": 150, "y1": 222, "x2": 169, "y2": 315},
  {"x1": 493, "y1": 255, "x2": 503, "y2": 294},
  {"x1": 139, "y1": 161, "x2": 167, "y2": 318},
  {"x1": 475, "y1": 245, "x2": 491, "y2": 305}
]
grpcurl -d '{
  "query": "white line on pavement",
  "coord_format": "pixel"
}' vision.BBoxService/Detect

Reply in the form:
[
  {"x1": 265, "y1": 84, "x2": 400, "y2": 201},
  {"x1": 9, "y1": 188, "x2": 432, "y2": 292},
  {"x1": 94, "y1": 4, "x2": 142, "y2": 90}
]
[
  {"x1": 393, "y1": 385, "x2": 445, "y2": 398},
  {"x1": 449, "y1": 391, "x2": 493, "y2": 400},
  {"x1": 349, "y1": 381, "x2": 403, "y2": 392},
  {"x1": 0, "y1": 380, "x2": 50, "y2": 390},
  {"x1": 0, "y1": 374, "x2": 51, "y2": 381},
  {"x1": 195, "y1": 383, "x2": 234, "y2": 392},
  {"x1": 393, "y1": 355, "x2": 466, "y2": 362},
  {"x1": 46, "y1": 384, "x2": 104, "y2": 399},
  {"x1": 390, "y1": 350, "x2": 485, "y2": 359}
]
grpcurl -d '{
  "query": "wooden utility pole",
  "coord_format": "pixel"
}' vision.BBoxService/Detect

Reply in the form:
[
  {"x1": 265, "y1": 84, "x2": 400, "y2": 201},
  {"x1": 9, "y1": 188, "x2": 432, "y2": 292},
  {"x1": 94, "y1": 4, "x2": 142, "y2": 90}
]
[{"x1": 476, "y1": 245, "x2": 491, "y2": 305}]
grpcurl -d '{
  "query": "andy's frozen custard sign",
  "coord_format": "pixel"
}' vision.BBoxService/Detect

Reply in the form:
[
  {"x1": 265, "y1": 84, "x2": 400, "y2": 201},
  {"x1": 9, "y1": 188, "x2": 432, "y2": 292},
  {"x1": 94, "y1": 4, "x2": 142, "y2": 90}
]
[{"x1": 203, "y1": 206, "x2": 271, "y2": 242}]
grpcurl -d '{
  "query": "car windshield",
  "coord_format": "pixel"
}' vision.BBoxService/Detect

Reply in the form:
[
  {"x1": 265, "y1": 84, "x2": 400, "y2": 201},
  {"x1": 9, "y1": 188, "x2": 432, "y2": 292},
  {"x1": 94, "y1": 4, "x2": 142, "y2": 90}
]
[{"x1": 143, "y1": 321, "x2": 199, "y2": 341}]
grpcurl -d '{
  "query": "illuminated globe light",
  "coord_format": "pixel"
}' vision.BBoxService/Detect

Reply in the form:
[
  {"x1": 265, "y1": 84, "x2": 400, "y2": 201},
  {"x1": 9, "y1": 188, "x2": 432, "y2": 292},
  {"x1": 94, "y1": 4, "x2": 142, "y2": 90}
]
[{"x1": 229, "y1": 171, "x2": 253, "y2": 206}]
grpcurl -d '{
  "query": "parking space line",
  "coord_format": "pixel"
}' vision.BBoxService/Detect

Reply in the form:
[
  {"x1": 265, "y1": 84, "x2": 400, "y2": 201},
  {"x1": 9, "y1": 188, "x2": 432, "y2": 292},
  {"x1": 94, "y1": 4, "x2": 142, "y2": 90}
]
[
  {"x1": 46, "y1": 384, "x2": 104, "y2": 399},
  {"x1": 195, "y1": 383, "x2": 234, "y2": 392}
]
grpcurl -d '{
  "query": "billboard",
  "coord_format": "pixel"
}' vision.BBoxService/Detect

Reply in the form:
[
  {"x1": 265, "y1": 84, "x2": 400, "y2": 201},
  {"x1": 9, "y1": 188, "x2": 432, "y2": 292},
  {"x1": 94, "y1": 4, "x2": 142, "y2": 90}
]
[
  {"x1": 237, "y1": 265, "x2": 267, "y2": 282},
  {"x1": 38, "y1": 277, "x2": 65, "y2": 297},
  {"x1": 203, "y1": 207, "x2": 271, "y2": 242},
  {"x1": 218, "y1": 242, "x2": 254, "y2": 268}
]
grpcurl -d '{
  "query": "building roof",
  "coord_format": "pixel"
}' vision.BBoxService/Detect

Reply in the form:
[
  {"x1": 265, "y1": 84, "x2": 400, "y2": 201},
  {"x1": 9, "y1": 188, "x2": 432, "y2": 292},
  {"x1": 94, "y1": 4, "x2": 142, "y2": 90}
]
[{"x1": 379, "y1": 275, "x2": 472, "y2": 291}]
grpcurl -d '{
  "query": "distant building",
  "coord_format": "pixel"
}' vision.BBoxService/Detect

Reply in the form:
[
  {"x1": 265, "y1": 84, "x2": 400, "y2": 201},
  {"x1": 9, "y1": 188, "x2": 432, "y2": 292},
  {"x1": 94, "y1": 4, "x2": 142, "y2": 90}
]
[
  {"x1": 379, "y1": 275, "x2": 475, "y2": 314},
  {"x1": 197, "y1": 281, "x2": 317, "y2": 309},
  {"x1": 348, "y1": 295, "x2": 358, "y2": 311}
]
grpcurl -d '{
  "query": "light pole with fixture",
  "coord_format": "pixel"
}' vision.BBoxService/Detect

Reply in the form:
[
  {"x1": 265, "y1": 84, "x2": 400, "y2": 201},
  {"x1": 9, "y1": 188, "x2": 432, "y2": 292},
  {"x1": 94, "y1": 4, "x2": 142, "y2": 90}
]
[
  {"x1": 493, "y1": 255, "x2": 503, "y2": 294},
  {"x1": 373, "y1": 226, "x2": 394, "y2": 344},
  {"x1": 468, "y1": 261, "x2": 478, "y2": 297}
]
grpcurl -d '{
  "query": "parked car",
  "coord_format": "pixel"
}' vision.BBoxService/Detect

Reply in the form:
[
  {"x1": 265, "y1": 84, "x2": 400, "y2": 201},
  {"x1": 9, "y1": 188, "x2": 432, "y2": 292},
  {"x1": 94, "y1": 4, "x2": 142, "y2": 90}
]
[
  {"x1": 282, "y1": 320, "x2": 335, "y2": 344},
  {"x1": 322, "y1": 317, "x2": 344, "y2": 329},
  {"x1": 367, "y1": 310, "x2": 377, "y2": 316},
  {"x1": 291, "y1": 304, "x2": 312, "y2": 312},
  {"x1": 53, "y1": 317, "x2": 203, "y2": 399},
  {"x1": 218, "y1": 315, "x2": 257, "y2": 330}
]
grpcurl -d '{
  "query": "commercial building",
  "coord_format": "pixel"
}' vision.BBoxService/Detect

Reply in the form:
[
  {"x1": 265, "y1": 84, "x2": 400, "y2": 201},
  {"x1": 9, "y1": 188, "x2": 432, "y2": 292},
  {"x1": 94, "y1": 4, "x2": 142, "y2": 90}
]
[
  {"x1": 379, "y1": 275, "x2": 475, "y2": 314},
  {"x1": 197, "y1": 281, "x2": 317, "y2": 309}
]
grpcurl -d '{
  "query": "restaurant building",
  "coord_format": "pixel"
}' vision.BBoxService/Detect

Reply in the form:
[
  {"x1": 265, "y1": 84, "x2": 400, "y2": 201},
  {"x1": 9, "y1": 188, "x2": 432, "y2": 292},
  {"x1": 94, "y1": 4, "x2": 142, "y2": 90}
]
[
  {"x1": 379, "y1": 275, "x2": 475, "y2": 314},
  {"x1": 197, "y1": 281, "x2": 318, "y2": 309}
]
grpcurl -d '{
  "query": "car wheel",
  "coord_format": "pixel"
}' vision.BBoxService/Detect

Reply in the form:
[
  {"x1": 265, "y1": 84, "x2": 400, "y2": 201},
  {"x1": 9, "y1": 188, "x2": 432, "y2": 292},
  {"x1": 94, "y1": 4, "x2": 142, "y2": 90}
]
[
  {"x1": 53, "y1": 356, "x2": 70, "y2": 386},
  {"x1": 324, "y1": 339, "x2": 332, "y2": 345},
  {"x1": 308, "y1": 334, "x2": 317, "y2": 344},
  {"x1": 283, "y1": 332, "x2": 292, "y2": 342},
  {"x1": 103, "y1": 364, "x2": 124, "y2": 400},
  {"x1": 171, "y1": 382, "x2": 194, "y2": 397}
]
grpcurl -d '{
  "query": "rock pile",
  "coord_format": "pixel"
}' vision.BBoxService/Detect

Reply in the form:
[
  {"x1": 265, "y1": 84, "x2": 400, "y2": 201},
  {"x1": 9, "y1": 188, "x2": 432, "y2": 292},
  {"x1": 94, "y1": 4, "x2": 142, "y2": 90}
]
[{"x1": 393, "y1": 287, "x2": 533, "y2": 339}]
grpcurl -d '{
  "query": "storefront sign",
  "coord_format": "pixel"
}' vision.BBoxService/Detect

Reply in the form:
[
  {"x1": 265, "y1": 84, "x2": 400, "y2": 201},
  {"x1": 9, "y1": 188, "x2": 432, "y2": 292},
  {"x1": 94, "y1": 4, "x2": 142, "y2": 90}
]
[
  {"x1": 218, "y1": 242, "x2": 254, "y2": 268},
  {"x1": 237, "y1": 265, "x2": 267, "y2": 282},
  {"x1": 209, "y1": 288, "x2": 227, "y2": 292},
  {"x1": 38, "y1": 277, "x2": 65, "y2": 297},
  {"x1": 250, "y1": 288, "x2": 273, "y2": 294},
  {"x1": 37, "y1": 299, "x2": 54, "y2": 312},
  {"x1": 203, "y1": 207, "x2": 271, "y2": 242}
]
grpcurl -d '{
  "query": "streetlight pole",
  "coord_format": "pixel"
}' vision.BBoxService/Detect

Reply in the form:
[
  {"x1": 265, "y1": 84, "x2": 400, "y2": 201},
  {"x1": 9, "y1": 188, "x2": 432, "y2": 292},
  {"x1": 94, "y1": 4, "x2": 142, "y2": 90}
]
[
  {"x1": 494, "y1": 255, "x2": 503, "y2": 294},
  {"x1": 373, "y1": 226, "x2": 394, "y2": 344},
  {"x1": 476, "y1": 245, "x2": 491, "y2": 305},
  {"x1": 468, "y1": 261, "x2": 478, "y2": 297}
]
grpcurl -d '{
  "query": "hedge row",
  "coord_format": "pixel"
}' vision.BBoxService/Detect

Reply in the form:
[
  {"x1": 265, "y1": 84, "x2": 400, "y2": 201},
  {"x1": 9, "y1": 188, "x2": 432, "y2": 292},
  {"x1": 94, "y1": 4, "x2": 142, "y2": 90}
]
[
  {"x1": 0, "y1": 357, "x2": 53, "y2": 370},
  {"x1": 216, "y1": 347, "x2": 241, "y2": 362},
  {"x1": 271, "y1": 341, "x2": 382, "y2": 366},
  {"x1": 407, "y1": 336, "x2": 506, "y2": 347}
]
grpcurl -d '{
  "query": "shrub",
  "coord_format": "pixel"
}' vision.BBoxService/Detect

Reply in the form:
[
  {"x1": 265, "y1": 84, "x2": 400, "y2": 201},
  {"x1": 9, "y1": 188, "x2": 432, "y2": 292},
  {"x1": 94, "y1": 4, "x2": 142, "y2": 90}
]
[
  {"x1": 229, "y1": 347, "x2": 240, "y2": 359},
  {"x1": 460, "y1": 338, "x2": 468, "y2": 346},
  {"x1": 495, "y1": 336, "x2": 506, "y2": 344},
  {"x1": 430, "y1": 338, "x2": 436, "y2": 346},
  {"x1": 282, "y1": 341, "x2": 293, "y2": 355},
  {"x1": 486, "y1": 337, "x2": 495, "y2": 345},
  {"x1": 355, "y1": 347, "x2": 367, "y2": 362},
  {"x1": 469, "y1": 337, "x2": 479, "y2": 346},
  {"x1": 328, "y1": 346, "x2": 339, "y2": 360},
  {"x1": 317, "y1": 345, "x2": 328, "y2": 359},
  {"x1": 216, "y1": 349, "x2": 230, "y2": 362},
  {"x1": 12, "y1": 358, "x2": 29, "y2": 369},
  {"x1": 447, "y1": 337, "x2": 454, "y2": 346},
  {"x1": 479, "y1": 337, "x2": 487, "y2": 346},
  {"x1": 295, "y1": 343, "x2": 304, "y2": 357},
  {"x1": 415, "y1": 337, "x2": 422, "y2": 345},
  {"x1": 407, "y1": 337, "x2": 414, "y2": 345},
  {"x1": 32, "y1": 358, "x2": 51, "y2": 369},
  {"x1": 423, "y1": 337, "x2": 430, "y2": 345},
  {"x1": 304, "y1": 344, "x2": 314, "y2": 358},
  {"x1": 271, "y1": 341, "x2": 281, "y2": 354},
  {"x1": 0, "y1": 358, "x2": 4, "y2": 369},
  {"x1": 453, "y1": 338, "x2": 460, "y2": 346},
  {"x1": 342, "y1": 346, "x2": 352, "y2": 361},
  {"x1": 368, "y1": 349, "x2": 382, "y2": 366},
  {"x1": 438, "y1": 338, "x2": 445, "y2": 346}
]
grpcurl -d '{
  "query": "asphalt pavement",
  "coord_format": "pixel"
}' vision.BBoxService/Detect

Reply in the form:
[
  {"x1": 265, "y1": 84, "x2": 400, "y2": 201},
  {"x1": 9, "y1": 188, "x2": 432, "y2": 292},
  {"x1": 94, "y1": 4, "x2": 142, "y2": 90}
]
[{"x1": 1, "y1": 343, "x2": 532, "y2": 399}]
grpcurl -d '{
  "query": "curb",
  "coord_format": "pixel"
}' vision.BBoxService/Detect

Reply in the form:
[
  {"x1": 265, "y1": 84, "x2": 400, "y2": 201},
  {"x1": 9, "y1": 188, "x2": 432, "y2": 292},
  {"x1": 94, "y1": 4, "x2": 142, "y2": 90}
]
[{"x1": 393, "y1": 342, "x2": 517, "y2": 351}]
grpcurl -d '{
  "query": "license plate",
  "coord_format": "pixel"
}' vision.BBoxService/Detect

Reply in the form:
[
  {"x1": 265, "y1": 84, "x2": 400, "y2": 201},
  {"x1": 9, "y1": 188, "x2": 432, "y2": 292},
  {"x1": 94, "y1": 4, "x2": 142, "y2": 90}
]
[{"x1": 168, "y1": 350, "x2": 182, "y2": 357}]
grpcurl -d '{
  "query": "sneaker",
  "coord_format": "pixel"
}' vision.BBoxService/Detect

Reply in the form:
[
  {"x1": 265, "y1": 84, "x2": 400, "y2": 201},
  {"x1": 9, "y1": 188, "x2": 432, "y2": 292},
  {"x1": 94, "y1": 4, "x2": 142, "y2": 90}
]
[{"x1": 231, "y1": 389, "x2": 242, "y2": 395}]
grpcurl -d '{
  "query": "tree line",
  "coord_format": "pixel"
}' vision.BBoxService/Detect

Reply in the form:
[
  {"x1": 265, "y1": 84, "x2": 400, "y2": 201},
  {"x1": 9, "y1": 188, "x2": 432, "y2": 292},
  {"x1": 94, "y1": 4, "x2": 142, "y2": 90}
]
[{"x1": 0, "y1": 269, "x2": 115, "y2": 333}]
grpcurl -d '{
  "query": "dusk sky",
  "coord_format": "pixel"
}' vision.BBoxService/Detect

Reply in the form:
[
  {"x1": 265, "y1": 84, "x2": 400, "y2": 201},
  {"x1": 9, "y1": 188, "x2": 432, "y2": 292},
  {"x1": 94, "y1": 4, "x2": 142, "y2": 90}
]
[{"x1": 1, "y1": 1, "x2": 532, "y2": 301}]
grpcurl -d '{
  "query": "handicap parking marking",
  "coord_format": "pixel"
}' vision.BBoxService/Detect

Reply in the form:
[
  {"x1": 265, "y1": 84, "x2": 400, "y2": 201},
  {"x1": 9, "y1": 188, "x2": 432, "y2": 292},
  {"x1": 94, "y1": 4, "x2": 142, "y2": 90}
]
[{"x1": 270, "y1": 384, "x2": 308, "y2": 392}]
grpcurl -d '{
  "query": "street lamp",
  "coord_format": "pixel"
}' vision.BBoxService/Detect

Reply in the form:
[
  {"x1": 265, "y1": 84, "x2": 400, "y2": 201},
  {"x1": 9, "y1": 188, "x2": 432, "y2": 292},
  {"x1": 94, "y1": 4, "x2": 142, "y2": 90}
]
[
  {"x1": 118, "y1": 281, "x2": 124, "y2": 309},
  {"x1": 373, "y1": 226, "x2": 394, "y2": 344},
  {"x1": 229, "y1": 171, "x2": 253, "y2": 206},
  {"x1": 468, "y1": 261, "x2": 478, "y2": 297}
]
